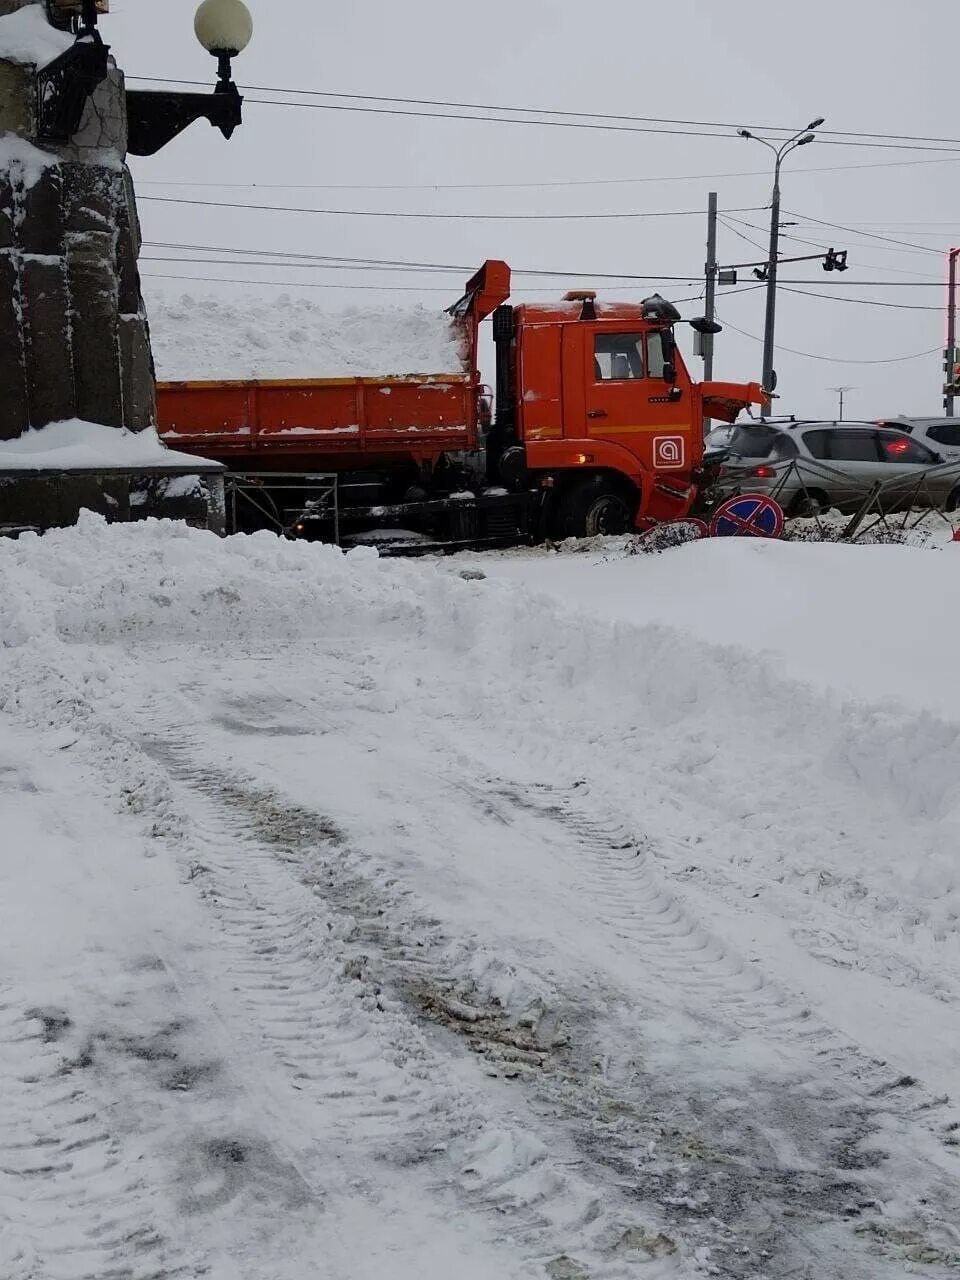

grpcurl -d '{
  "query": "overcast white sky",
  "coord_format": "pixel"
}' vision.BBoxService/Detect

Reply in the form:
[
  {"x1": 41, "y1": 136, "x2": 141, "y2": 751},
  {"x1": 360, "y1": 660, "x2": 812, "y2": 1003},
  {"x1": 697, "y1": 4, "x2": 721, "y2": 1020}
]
[{"x1": 109, "y1": 0, "x2": 960, "y2": 420}]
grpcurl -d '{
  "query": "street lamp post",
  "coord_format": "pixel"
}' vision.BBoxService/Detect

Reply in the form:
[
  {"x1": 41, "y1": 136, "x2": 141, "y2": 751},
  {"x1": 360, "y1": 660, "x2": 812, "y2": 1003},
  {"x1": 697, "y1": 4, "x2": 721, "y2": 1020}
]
[
  {"x1": 738, "y1": 117, "x2": 825, "y2": 418},
  {"x1": 39, "y1": 0, "x2": 255, "y2": 154}
]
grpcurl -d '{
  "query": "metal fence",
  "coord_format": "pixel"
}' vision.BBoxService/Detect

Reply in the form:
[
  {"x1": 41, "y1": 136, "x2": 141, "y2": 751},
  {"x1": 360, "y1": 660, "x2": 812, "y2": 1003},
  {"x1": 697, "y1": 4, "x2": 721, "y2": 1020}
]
[
  {"x1": 225, "y1": 472, "x2": 339, "y2": 540},
  {"x1": 720, "y1": 456, "x2": 960, "y2": 542}
]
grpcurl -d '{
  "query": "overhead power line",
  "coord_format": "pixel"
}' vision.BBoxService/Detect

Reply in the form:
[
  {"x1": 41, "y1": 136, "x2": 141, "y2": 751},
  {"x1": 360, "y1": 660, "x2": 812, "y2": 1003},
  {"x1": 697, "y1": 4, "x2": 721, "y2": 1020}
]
[
  {"x1": 140, "y1": 268, "x2": 762, "y2": 305},
  {"x1": 718, "y1": 314, "x2": 939, "y2": 364},
  {"x1": 138, "y1": 194, "x2": 763, "y2": 222},
  {"x1": 218, "y1": 100, "x2": 960, "y2": 154},
  {"x1": 140, "y1": 241, "x2": 705, "y2": 280},
  {"x1": 717, "y1": 215, "x2": 769, "y2": 256},
  {"x1": 788, "y1": 224, "x2": 960, "y2": 239},
  {"x1": 778, "y1": 285, "x2": 940, "y2": 311},
  {"x1": 126, "y1": 77, "x2": 960, "y2": 153},
  {"x1": 719, "y1": 214, "x2": 944, "y2": 279},
  {"x1": 132, "y1": 152, "x2": 960, "y2": 193},
  {"x1": 139, "y1": 239, "x2": 953, "y2": 288},
  {"x1": 802, "y1": 220, "x2": 960, "y2": 227},
  {"x1": 783, "y1": 209, "x2": 943, "y2": 256}
]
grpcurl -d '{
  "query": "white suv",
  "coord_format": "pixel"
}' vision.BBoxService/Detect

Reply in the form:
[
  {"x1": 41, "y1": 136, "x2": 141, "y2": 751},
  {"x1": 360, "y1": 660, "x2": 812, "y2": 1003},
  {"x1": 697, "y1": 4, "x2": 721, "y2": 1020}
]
[{"x1": 877, "y1": 417, "x2": 960, "y2": 462}]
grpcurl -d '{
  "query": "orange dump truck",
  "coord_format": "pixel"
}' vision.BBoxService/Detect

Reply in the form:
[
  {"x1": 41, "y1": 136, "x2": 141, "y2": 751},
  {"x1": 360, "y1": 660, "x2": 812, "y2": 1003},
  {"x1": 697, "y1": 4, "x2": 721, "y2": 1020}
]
[{"x1": 157, "y1": 261, "x2": 765, "y2": 545}]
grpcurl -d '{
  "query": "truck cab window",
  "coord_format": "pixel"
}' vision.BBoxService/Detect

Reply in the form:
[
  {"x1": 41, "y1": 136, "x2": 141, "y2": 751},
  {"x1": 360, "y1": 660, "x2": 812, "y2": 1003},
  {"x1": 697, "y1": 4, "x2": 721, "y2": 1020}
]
[
  {"x1": 594, "y1": 333, "x2": 644, "y2": 381},
  {"x1": 646, "y1": 330, "x2": 667, "y2": 379}
]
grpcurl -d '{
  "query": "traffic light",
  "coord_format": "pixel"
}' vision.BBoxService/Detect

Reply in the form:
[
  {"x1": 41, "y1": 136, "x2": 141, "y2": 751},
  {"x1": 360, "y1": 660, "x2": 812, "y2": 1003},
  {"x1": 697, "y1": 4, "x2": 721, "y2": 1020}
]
[
  {"x1": 943, "y1": 348, "x2": 960, "y2": 397},
  {"x1": 823, "y1": 249, "x2": 848, "y2": 272}
]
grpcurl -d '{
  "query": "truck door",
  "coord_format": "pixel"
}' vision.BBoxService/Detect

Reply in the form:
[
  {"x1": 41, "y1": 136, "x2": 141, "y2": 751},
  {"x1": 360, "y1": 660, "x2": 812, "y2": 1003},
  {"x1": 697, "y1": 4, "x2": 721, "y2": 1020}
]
[{"x1": 583, "y1": 327, "x2": 690, "y2": 472}]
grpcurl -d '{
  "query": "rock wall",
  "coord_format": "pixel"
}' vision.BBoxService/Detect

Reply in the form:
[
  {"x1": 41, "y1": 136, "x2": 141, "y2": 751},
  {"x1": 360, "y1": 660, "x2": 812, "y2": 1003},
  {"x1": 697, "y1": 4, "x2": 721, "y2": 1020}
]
[{"x1": 0, "y1": 1, "x2": 156, "y2": 441}]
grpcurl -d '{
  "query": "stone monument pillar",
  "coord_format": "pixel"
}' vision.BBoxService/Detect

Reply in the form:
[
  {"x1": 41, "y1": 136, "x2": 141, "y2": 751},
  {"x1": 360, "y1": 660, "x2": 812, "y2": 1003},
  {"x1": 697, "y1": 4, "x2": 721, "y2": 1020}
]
[{"x1": 0, "y1": 0, "x2": 155, "y2": 443}]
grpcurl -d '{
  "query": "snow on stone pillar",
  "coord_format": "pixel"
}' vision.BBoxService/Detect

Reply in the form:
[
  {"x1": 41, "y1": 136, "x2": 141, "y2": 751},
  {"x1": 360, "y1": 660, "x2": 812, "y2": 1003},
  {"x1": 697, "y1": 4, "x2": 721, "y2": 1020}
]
[{"x1": 0, "y1": 0, "x2": 155, "y2": 443}]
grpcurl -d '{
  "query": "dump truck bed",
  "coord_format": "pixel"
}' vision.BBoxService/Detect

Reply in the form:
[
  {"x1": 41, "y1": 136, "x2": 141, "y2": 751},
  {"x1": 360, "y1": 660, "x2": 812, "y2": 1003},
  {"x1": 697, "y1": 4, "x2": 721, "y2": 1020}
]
[{"x1": 157, "y1": 374, "x2": 478, "y2": 469}]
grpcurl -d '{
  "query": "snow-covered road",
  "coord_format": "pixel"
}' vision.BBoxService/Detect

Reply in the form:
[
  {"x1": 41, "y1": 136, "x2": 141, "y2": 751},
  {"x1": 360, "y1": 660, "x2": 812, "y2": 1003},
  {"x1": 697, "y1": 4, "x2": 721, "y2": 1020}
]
[{"x1": 2, "y1": 518, "x2": 960, "y2": 1278}]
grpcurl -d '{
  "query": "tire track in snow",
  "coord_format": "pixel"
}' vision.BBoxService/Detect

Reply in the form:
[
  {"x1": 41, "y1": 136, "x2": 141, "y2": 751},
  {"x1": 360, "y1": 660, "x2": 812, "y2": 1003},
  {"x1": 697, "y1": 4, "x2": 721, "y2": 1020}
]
[
  {"x1": 131, "y1": 659, "x2": 960, "y2": 1279},
  {"x1": 0, "y1": 991, "x2": 198, "y2": 1280},
  {"x1": 134, "y1": 728, "x2": 661, "y2": 1278},
  {"x1": 131, "y1": 709, "x2": 959, "y2": 1279},
  {"x1": 0, "y1": 723, "x2": 547, "y2": 1280},
  {"x1": 470, "y1": 774, "x2": 960, "y2": 1276},
  {"x1": 8, "y1": 626, "x2": 958, "y2": 1276}
]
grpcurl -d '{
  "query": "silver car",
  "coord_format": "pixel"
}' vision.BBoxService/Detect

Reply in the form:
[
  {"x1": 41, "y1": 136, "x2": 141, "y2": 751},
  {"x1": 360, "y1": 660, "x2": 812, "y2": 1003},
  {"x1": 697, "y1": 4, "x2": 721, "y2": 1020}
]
[
  {"x1": 877, "y1": 416, "x2": 960, "y2": 464},
  {"x1": 716, "y1": 420, "x2": 960, "y2": 515},
  {"x1": 704, "y1": 417, "x2": 799, "y2": 455}
]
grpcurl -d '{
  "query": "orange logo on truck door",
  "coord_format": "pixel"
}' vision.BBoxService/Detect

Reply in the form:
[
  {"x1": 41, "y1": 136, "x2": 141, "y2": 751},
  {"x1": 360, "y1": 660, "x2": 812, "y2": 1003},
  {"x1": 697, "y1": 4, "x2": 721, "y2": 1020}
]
[{"x1": 653, "y1": 435, "x2": 686, "y2": 468}]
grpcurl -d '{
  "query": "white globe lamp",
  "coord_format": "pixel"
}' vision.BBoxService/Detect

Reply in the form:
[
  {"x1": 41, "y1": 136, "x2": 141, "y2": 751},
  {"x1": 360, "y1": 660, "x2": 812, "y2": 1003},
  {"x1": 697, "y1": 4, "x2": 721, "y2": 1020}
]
[{"x1": 194, "y1": 0, "x2": 253, "y2": 85}]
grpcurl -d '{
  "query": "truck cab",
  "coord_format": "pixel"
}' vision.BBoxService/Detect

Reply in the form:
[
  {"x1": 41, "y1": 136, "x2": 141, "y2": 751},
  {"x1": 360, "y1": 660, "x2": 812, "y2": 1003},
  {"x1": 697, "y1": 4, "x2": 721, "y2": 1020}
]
[{"x1": 466, "y1": 265, "x2": 765, "y2": 535}]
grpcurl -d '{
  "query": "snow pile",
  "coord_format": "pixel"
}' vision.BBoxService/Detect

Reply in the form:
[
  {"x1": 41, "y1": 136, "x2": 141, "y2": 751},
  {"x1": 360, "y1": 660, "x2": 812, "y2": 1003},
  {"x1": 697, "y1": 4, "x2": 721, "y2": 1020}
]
[
  {"x1": 0, "y1": 3, "x2": 72, "y2": 68},
  {"x1": 0, "y1": 420, "x2": 220, "y2": 472},
  {"x1": 145, "y1": 290, "x2": 467, "y2": 381},
  {"x1": 2, "y1": 516, "x2": 960, "y2": 945}
]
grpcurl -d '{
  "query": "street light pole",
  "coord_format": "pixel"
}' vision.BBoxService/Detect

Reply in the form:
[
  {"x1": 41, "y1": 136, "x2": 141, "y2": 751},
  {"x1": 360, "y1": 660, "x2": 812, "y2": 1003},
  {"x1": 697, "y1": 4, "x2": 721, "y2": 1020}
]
[
  {"x1": 761, "y1": 158, "x2": 784, "y2": 419},
  {"x1": 737, "y1": 117, "x2": 825, "y2": 418},
  {"x1": 945, "y1": 248, "x2": 959, "y2": 417}
]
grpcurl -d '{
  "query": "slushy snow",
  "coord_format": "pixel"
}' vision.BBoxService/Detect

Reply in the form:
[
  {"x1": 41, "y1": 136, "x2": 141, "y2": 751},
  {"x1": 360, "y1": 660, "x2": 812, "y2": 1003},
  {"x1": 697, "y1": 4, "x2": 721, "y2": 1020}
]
[
  {"x1": 146, "y1": 290, "x2": 467, "y2": 381},
  {"x1": 2, "y1": 516, "x2": 960, "y2": 1278}
]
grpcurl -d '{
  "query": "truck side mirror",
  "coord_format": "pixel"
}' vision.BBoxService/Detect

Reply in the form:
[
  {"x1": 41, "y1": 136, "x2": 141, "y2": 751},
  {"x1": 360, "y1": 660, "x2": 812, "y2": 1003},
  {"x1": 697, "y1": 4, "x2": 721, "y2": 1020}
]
[
  {"x1": 663, "y1": 362, "x2": 677, "y2": 384},
  {"x1": 689, "y1": 317, "x2": 722, "y2": 336}
]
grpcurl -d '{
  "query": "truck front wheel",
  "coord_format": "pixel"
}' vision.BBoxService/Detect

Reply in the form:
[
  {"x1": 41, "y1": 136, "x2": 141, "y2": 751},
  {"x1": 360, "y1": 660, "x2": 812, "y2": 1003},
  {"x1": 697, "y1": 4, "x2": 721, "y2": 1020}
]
[{"x1": 556, "y1": 476, "x2": 636, "y2": 539}]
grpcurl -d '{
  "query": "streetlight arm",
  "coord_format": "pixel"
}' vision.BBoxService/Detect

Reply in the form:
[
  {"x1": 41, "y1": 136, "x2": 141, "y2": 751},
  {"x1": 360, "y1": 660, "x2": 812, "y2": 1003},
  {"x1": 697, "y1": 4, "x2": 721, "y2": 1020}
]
[
  {"x1": 126, "y1": 84, "x2": 243, "y2": 155},
  {"x1": 740, "y1": 132, "x2": 780, "y2": 160},
  {"x1": 778, "y1": 134, "x2": 816, "y2": 163}
]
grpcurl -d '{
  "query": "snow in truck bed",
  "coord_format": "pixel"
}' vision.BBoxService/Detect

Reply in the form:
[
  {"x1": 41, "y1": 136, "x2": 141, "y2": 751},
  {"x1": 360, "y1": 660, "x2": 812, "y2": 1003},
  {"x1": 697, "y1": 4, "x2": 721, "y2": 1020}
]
[{"x1": 146, "y1": 290, "x2": 467, "y2": 382}]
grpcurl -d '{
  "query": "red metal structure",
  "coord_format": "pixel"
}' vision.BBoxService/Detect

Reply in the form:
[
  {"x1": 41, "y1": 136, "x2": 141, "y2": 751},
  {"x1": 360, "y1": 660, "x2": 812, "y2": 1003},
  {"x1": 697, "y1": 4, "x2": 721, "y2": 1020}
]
[{"x1": 158, "y1": 261, "x2": 765, "y2": 544}]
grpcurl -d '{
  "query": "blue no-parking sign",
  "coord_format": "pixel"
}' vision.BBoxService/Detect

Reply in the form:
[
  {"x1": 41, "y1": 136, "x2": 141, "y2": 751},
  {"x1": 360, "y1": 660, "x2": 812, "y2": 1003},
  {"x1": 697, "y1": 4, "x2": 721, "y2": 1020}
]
[{"x1": 710, "y1": 494, "x2": 785, "y2": 539}]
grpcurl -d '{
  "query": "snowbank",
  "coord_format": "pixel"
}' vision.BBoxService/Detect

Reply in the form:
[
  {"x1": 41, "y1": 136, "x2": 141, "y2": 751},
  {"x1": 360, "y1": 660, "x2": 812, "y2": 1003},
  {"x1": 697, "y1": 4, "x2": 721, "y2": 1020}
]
[
  {"x1": 2, "y1": 518, "x2": 959, "y2": 944},
  {"x1": 0, "y1": 420, "x2": 221, "y2": 471},
  {"x1": 478, "y1": 536, "x2": 960, "y2": 720},
  {"x1": 0, "y1": 3, "x2": 72, "y2": 68},
  {"x1": 145, "y1": 290, "x2": 466, "y2": 381}
]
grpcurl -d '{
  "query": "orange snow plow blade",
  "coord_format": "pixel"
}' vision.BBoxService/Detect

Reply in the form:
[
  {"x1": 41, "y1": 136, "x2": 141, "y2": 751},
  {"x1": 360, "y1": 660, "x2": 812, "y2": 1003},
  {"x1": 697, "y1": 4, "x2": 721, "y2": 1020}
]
[{"x1": 701, "y1": 381, "x2": 768, "y2": 423}]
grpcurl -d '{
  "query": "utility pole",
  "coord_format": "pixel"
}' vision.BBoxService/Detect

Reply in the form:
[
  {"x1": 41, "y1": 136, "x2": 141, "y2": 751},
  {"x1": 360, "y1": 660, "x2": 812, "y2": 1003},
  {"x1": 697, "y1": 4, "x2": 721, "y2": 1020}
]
[
  {"x1": 704, "y1": 192, "x2": 718, "y2": 381},
  {"x1": 829, "y1": 385, "x2": 854, "y2": 419},
  {"x1": 737, "y1": 117, "x2": 824, "y2": 418},
  {"x1": 702, "y1": 191, "x2": 718, "y2": 436},
  {"x1": 945, "y1": 248, "x2": 959, "y2": 417},
  {"x1": 760, "y1": 172, "x2": 783, "y2": 420}
]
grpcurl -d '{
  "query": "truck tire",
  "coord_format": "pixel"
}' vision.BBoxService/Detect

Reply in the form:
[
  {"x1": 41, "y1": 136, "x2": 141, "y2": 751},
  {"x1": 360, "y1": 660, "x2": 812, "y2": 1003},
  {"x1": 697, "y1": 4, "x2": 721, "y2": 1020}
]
[{"x1": 556, "y1": 476, "x2": 635, "y2": 538}]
